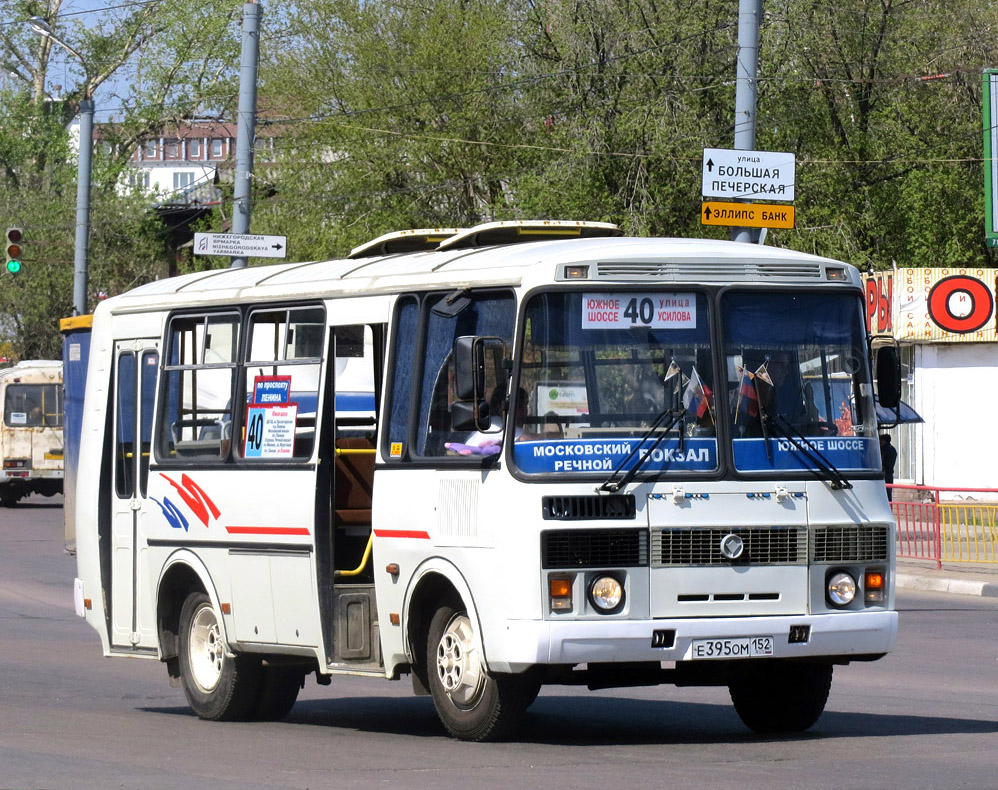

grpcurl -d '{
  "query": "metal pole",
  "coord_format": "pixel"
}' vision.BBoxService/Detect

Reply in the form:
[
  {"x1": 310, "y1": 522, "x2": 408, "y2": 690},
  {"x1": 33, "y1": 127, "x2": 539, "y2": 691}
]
[
  {"x1": 230, "y1": 1, "x2": 261, "y2": 269},
  {"x1": 73, "y1": 97, "x2": 94, "y2": 315},
  {"x1": 731, "y1": 0, "x2": 762, "y2": 244}
]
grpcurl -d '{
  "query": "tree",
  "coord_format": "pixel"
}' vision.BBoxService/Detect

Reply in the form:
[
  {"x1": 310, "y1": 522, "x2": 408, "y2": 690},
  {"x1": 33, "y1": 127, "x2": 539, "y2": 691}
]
[
  {"x1": 760, "y1": 0, "x2": 998, "y2": 267},
  {"x1": 259, "y1": 0, "x2": 540, "y2": 257},
  {"x1": 0, "y1": 0, "x2": 244, "y2": 359}
]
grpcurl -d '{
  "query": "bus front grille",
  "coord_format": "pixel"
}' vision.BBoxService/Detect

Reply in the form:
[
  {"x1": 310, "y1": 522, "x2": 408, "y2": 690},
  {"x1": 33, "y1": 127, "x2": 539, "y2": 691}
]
[
  {"x1": 594, "y1": 261, "x2": 823, "y2": 281},
  {"x1": 811, "y1": 525, "x2": 890, "y2": 562},
  {"x1": 541, "y1": 528, "x2": 648, "y2": 569},
  {"x1": 542, "y1": 494, "x2": 636, "y2": 520},
  {"x1": 651, "y1": 526, "x2": 808, "y2": 567}
]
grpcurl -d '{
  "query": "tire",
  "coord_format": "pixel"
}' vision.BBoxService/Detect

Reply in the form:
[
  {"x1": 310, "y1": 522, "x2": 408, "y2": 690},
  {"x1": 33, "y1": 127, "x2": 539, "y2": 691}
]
[
  {"x1": 178, "y1": 591, "x2": 261, "y2": 721},
  {"x1": 0, "y1": 489, "x2": 20, "y2": 507},
  {"x1": 426, "y1": 603, "x2": 533, "y2": 742},
  {"x1": 729, "y1": 661, "x2": 833, "y2": 734},
  {"x1": 250, "y1": 665, "x2": 303, "y2": 721}
]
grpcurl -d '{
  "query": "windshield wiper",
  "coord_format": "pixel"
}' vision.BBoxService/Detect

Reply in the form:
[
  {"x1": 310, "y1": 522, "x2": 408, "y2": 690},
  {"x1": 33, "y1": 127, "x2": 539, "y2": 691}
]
[
  {"x1": 762, "y1": 411, "x2": 852, "y2": 490},
  {"x1": 599, "y1": 408, "x2": 683, "y2": 493}
]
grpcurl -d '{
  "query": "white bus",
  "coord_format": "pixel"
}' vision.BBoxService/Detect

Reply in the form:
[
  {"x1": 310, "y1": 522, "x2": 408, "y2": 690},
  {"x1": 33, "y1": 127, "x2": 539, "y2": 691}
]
[
  {"x1": 1, "y1": 360, "x2": 64, "y2": 506},
  {"x1": 73, "y1": 221, "x2": 900, "y2": 741}
]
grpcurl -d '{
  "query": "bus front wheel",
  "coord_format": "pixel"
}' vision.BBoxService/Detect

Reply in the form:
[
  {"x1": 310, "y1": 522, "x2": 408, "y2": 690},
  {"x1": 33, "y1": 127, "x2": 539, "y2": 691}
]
[
  {"x1": 728, "y1": 661, "x2": 833, "y2": 734},
  {"x1": 426, "y1": 603, "x2": 534, "y2": 741},
  {"x1": 178, "y1": 591, "x2": 260, "y2": 721}
]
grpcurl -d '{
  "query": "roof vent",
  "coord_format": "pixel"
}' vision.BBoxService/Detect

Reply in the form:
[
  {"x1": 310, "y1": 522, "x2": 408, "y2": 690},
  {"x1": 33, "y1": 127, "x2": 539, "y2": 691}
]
[
  {"x1": 348, "y1": 227, "x2": 463, "y2": 259},
  {"x1": 437, "y1": 220, "x2": 622, "y2": 251}
]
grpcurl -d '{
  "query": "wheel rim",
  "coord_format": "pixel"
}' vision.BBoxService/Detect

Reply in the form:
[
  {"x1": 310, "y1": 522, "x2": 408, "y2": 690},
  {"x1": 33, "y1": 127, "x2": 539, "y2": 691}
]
[
  {"x1": 188, "y1": 602, "x2": 225, "y2": 693},
  {"x1": 435, "y1": 613, "x2": 486, "y2": 710}
]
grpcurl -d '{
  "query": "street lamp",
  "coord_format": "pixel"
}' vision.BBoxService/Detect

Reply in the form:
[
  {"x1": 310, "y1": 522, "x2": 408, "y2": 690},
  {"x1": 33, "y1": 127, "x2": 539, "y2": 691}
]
[{"x1": 28, "y1": 16, "x2": 92, "y2": 317}]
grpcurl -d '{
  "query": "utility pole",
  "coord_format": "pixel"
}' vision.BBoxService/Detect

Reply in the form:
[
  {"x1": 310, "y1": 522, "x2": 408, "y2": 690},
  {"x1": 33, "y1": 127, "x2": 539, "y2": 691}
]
[
  {"x1": 72, "y1": 98, "x2": 94, "y2": 312},
  {"x1": 731, "y1": 0, "x2": 762, "y2": 244},
  {"x1": 230, "y1": 1, "x2": 261, "y2": 269}
]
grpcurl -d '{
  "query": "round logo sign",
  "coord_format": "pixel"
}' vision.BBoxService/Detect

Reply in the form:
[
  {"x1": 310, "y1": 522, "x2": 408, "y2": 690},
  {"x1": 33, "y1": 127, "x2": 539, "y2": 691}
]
[{"x1": 926, "y1": 275, "x2": 994, "y2": 334}]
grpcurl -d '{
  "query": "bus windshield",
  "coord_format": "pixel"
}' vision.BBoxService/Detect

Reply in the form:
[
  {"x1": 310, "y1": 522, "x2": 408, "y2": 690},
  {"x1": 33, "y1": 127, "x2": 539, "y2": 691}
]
[
  {"x1": 721, "y1": 290, "x2": 878, "y2": 474},
  {"x1": 3, "y1": 383, "x2": 63, "y2": 428},
  {"x1": 513, "y1": 290, "x2": 717, "y2": 476},
  {"x1": 511, "y1": 288, "x2": 878, "y2": 478}
]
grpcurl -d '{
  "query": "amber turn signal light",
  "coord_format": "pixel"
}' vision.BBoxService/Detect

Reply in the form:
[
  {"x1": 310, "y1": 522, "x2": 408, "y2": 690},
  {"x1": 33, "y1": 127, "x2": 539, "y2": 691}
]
[
  {"x1": 865, "y1": 570, "x2": 885, "y2": 603},
  {"x1": 549, "y1": 576, "x2": 573, "y2": 612}
]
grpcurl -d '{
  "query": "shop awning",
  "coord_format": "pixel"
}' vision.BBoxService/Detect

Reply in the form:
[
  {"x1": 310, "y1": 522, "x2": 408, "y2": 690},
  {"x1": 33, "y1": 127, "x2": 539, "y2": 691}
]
[{"x1": 875, "y1": 397, "x2": 923, "y2": 426}]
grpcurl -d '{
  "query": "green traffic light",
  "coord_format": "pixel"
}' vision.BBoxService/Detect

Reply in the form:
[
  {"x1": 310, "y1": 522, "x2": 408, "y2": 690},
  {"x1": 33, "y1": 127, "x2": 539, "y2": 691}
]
[{"x1": 6, "y1": 259, "x2": 20, "y2": 274}]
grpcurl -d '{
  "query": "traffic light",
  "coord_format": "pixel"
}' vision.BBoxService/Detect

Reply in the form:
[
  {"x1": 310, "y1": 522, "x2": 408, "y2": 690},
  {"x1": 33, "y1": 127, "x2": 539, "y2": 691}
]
[{"x1": 5, "y1": 228, "x2": 22, "y2": 274}]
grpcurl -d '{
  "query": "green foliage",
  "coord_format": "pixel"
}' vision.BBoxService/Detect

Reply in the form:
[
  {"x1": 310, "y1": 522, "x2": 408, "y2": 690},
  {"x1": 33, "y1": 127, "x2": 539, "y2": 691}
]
[
  {"x1": 5, "y1": 0, "x2": 998, "y2": 360},
  {"x1": 0, "y1": 0, "x2": 244, "y2": 360}
]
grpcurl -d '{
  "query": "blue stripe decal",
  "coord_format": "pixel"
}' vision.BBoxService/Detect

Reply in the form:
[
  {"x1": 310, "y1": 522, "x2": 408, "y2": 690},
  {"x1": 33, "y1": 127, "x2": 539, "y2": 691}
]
[
  {"x1": 513, "y1": 438, "x2": 717, "y2": 474},
  {"x1": 732, "y1": 436, "x2": 876, "y2": 472}
]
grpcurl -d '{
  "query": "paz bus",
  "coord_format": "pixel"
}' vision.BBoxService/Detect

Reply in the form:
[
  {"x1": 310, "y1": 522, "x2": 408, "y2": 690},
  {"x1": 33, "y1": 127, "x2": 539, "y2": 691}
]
[
  {"x1": 73, "y1": 221, "x2": 900, "y2": 741},
  {"x1": 1, "y1": 360, "x2": 64, "y2": 506}
]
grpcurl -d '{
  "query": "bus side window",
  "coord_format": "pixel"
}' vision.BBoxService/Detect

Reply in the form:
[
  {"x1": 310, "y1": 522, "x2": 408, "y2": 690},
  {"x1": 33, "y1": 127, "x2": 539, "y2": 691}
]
[
  {"x1": 414, "y1": 290, "x2": 515, "y2": 457},
  {"x1": 242, "y1": 305, "x2": 325, "y2": 461},
  {"x1": 157, "y1": 313, "x2": 239, "y2": 460},
  {"x1": 384, "y1": 297, "x2": 418, "y2": 461}
]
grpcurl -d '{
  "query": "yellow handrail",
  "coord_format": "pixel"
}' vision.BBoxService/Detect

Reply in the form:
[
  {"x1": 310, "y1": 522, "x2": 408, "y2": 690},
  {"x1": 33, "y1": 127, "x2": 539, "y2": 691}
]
[
  {"x1": 334, "y1": 532, "x2": 373, "y2": 578},
  {"x1": 335, "y1": 447, "x2": 377, "y2": 455}
]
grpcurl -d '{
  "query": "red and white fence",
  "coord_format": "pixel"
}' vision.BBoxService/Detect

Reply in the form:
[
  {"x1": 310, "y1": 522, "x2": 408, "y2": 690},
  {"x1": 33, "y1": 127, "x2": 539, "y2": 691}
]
[{"x1": 891, "y1": 484, "x2": 998, "y2": 567}]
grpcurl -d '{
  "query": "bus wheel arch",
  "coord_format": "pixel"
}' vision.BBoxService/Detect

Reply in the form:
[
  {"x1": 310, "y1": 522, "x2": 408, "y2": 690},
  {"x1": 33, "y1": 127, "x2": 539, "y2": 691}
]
[
  {"x1": 403, "y1": 563, "x2": 532, "y2": 741},
  {"x1": 156, "y1": 553, "x2": 224, "y2": 682},
  {"x1": 404, "y1": 569, "x2": 466, "y2": 697}
]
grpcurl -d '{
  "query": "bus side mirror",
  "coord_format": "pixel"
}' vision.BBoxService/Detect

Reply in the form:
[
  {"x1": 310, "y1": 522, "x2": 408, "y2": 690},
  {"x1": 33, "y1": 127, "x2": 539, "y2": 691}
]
[
  {"x1": 876, "y1": 345, "x2": 901, "y2": 409},
  {"x1": 454, "y1": 336, "x2": 485, "y2": 401}
]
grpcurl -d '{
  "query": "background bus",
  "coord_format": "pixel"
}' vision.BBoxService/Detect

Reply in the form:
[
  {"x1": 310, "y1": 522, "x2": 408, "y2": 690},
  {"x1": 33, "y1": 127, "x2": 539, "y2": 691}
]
[{"x1": 0, "y1": 360, "x2": 64, "y2": 506}]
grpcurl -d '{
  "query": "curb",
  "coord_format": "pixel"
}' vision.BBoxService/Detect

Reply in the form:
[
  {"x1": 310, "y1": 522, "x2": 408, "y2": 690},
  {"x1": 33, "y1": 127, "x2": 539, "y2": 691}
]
[{"x1": 896, "y1": 573, "x2": 998, "y2": 598}]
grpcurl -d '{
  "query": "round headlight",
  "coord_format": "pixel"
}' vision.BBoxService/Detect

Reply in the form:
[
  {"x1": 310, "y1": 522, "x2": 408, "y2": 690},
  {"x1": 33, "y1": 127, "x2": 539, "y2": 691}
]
[
  {"x1": 589, "y1": 575, "x2": 624, "y2": 612},
  {"x1": 827, "y1": 572, "x2": 857, "y2": 606}
]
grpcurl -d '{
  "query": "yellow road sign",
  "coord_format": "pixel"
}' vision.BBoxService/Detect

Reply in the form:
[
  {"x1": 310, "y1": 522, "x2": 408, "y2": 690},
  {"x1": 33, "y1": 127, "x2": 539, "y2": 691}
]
[{"x1": 701, "y1": 201, "x2": 795, "y2": 229}]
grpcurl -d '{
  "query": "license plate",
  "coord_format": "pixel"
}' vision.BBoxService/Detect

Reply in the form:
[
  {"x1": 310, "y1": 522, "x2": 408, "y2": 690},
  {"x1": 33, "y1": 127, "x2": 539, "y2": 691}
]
[{"x1": 690, "y1": 636, "x2": 774, "y2": 659}]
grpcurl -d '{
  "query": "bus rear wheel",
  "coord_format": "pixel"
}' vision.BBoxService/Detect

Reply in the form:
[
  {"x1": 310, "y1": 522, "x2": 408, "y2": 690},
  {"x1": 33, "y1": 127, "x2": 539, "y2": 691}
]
[
  {"x1": 426, "y1": 603, "x2": 533, "y2": 742},
  {"x1": 728, "y1": 661, "x2": 833, "y2": 734},
  {"x1": 178, "y1": 591, "x2": 260, "y2": 721}
]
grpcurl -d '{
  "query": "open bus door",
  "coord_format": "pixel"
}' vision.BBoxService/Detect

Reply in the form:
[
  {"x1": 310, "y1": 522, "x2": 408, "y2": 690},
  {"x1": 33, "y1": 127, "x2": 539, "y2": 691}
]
[{"x1": 318, "y1": 324, "x2": 382, "y2": 670}]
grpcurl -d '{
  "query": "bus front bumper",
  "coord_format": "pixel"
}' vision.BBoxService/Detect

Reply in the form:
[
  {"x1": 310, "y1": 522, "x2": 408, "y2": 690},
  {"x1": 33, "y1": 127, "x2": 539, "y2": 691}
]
[{"x1": 489, "y1": 610, "x2": 898, "y2": 673}]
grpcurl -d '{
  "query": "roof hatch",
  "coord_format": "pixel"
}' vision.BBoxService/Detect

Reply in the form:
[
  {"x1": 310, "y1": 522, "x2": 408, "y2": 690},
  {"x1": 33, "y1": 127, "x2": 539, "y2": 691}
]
[
  {"x1": 437, "y1": 219, "x2": 622, "y2": 251},
  {"x1": 348, "y1": 228, "x2": 463, "y2": 259}
]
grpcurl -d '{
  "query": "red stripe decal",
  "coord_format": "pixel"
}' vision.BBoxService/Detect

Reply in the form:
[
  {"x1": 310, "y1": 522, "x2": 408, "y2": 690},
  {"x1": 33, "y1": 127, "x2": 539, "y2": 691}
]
[
  {"x1": 373, "y1": 529, "x2": 430, "y2": 539},
  {"x1": 225, "y1": 526, "x2": 311, "y2": 536}
]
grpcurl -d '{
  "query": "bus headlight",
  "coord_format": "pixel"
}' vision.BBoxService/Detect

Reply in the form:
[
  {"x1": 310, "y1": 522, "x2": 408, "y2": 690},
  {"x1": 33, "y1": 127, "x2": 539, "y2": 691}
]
[
  {"x1": 827, "y1": 571, "x2": 857, "y2": 607},
  {"x1": 589, "y1": 575, "x2": 624, "y2": 613}
]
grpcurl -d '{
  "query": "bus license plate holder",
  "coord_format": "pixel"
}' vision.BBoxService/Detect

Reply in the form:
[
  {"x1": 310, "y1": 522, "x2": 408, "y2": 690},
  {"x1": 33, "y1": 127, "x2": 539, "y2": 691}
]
[{"x1": 690, "y1": 636, "x2": 774, "y2": 659}]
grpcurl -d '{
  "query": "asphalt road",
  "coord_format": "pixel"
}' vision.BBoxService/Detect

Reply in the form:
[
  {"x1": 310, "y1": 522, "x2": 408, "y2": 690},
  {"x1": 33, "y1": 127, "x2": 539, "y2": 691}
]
[{"x1": 1, "y1": 495, "x2": 996, "y2": 790}]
